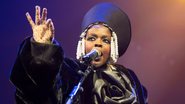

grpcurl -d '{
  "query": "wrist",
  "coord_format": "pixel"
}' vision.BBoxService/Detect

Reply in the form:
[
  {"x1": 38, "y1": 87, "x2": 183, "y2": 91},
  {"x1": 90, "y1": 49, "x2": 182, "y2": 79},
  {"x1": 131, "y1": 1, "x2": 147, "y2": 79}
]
[{"x1": 32, "y1": 36, "x2": 54, "y2": 44}]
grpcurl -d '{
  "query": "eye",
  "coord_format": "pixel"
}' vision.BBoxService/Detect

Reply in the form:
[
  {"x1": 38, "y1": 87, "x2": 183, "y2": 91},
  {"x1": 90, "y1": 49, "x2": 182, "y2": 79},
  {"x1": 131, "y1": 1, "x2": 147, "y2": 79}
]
[
  {"x1": 103, "y1": 38, "x2": 111, "y2": 44},
  {"x1": 87, "y1": 36, "x2": 96, "y2": 41}
]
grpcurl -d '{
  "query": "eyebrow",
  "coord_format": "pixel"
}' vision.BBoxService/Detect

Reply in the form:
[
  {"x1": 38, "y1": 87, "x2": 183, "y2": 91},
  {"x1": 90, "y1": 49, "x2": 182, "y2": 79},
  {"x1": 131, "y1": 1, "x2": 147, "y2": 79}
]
[
  {"x1": 102, "y1": 35, "x2": 111, "y2": 39},
  {"x1": 88, "y1": 34, "x2": 111, "y2": 38},
  {"x1": 90, "y1": 34, "x2": 97, "y2": 38}
]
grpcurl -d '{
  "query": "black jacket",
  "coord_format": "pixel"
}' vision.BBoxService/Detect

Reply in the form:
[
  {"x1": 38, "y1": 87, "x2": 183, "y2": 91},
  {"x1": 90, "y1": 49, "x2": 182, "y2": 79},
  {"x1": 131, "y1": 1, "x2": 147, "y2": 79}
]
[{"x1": 10, "y1": 37, "x2": 147, "y2": 104}]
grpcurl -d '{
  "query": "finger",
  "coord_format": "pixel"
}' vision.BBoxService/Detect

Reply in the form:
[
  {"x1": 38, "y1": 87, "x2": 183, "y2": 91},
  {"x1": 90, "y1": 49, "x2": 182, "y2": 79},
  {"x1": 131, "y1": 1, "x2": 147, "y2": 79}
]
[
  {"x1": 46, "y1": 18, "x2": 51, "y2": 28},
  {"x1": 41, "y1": 8, "x2": 47, "y2": 24},
  {"x1": 35, "y1": 5, "x2": 41, "y2": 25},
  {"x1": 43, "y1": 19, "x2": 54, "y2": 43},
  {"x1": 26, "y1": 12, "x2": 35, "y2": 28},
  {"x1": 50, "y1": 20, "x2": 55, "y2": 36}
]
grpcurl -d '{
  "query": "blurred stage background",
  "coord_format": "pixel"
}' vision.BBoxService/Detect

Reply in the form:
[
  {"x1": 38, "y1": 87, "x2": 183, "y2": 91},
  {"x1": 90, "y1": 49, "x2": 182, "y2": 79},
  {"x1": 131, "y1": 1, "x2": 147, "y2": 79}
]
[{"x1": 1, "y1": 0, "x2": 185, "y2": 103}]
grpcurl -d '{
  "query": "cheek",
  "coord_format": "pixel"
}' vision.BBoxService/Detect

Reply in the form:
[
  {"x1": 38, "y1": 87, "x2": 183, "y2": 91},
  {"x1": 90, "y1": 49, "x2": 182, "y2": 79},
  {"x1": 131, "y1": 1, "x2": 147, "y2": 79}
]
[
  {"x1": 102, "y1": 45, "x2": 111, "y2": 57},
  {"x1": 85, "y1": 41, "x2": 94, "y2": 53}
]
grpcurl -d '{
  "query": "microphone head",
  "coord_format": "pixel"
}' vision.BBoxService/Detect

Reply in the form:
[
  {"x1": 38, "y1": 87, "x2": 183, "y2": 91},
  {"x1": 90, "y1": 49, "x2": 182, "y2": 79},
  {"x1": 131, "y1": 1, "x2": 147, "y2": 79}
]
[
  {"x1": 82, "y1": 49, "x2": 101, "y2": 63},
  {"x1": 92, "y1": 49, "x2": 101, "y2": 57}
]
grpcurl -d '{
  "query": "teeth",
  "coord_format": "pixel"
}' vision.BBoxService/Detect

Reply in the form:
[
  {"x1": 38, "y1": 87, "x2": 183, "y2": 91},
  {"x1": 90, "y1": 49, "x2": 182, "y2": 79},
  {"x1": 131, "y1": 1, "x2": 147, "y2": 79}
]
[
  {"x1": 95, "y1": 56, "x2": 101, "y2": 61},
  {"x1": 98, "y1": 52, "x2": 102, "y2": 57}
]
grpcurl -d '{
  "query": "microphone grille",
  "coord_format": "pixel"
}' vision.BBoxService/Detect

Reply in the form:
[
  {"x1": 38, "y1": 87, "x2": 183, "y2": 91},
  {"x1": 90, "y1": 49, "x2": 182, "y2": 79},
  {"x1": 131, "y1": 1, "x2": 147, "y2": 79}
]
[{"x1": 93, "y1": 49, "x2": 101, "y2": 57}]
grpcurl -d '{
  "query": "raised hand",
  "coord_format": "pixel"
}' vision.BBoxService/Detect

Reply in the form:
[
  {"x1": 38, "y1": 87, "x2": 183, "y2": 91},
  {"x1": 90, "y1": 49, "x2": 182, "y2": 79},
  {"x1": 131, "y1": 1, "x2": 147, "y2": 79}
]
[{"x1": 26, "y1": 6, "x2": 55, "y2": 44}]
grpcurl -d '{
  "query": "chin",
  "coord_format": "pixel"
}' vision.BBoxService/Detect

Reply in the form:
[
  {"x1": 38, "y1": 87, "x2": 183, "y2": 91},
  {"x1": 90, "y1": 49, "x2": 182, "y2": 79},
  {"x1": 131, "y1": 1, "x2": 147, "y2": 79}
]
[
  {"x1": 92, "y1": 61, "x2": 105, "y2": 68},
  {"x1": 93, "y1": 64, "x2": 102, "y2": 68}
]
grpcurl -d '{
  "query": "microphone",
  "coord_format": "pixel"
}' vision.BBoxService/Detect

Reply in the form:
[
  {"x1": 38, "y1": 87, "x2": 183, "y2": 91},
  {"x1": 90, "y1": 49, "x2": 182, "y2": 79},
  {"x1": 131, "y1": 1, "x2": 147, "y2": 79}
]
[
  {"x1": 82, "y1": 49, "x2": 101, "y2": 64},
  {"x1": 67, "y1": 49, "x2": 100, "y2": 104}
]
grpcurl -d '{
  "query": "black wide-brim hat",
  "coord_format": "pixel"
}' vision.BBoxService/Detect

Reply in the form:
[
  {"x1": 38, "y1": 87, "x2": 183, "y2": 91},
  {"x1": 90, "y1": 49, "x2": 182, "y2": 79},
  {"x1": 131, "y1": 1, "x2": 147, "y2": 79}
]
[{"x1": 81, "y1": 2, "x2": 131, "y2": 57}]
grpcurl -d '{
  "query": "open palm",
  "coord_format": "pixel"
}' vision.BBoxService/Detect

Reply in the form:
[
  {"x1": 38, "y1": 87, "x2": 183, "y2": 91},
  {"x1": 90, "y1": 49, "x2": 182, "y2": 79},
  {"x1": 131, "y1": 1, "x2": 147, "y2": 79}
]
[{"x1": 26, "y1": 6, "x2": 55, "y2": 44}]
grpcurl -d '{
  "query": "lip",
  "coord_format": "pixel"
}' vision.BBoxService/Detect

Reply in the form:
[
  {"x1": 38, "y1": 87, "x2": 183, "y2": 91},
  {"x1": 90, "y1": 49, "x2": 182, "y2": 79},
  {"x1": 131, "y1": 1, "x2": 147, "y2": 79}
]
[
  {"x1": 90, "y1": 48, "x2": 103, "y2": 61},
  {"x1": 95, "y1": 55, "x2": 101, "y2": 60},
  {"x1": 94, "y1": 53, "x2": 103, "y2": 62},
  {"x1": 94, "y1": 58, "x2": 100, "y2": 62}
]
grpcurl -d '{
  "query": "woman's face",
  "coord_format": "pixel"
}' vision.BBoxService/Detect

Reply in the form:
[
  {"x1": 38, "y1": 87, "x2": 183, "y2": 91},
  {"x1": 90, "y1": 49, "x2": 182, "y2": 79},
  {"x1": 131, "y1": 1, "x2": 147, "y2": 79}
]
[{"x1": 85, "y1": 24, "x2": 111, "y2": 68}]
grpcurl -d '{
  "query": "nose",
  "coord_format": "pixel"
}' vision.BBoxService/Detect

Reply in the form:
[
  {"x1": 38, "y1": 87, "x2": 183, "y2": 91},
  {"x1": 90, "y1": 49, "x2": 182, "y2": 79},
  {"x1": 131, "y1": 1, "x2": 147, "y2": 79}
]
[
  {"x1": 95, "y1": 44, "x2": 102, "y2": 47},
  {"x1": 94, "y1": 38, "x2": 102, "y2": 47}
]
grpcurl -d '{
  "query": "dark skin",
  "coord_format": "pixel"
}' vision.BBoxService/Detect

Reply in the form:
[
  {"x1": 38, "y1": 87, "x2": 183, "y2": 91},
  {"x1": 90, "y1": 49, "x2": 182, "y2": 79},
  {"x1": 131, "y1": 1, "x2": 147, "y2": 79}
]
[
  {"x1": 85, "y1": 24, "x2": 112, "y2": 68},
  {"x1": 27, "y1": 6, "x2": 112, "y2": 68},
  {"x1": 26, "y1": 5, "x2": 54, "y2": 44}
]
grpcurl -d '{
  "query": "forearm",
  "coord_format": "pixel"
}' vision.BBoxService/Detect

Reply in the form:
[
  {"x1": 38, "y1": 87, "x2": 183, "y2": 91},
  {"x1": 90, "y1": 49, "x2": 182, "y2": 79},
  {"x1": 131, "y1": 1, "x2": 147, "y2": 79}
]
[
  {"x1": 26, "y1": 38, "x2": 63, "y2": 87},
  {"x1": 10, "y1": 37, "x2": 63, "y2": 102}
]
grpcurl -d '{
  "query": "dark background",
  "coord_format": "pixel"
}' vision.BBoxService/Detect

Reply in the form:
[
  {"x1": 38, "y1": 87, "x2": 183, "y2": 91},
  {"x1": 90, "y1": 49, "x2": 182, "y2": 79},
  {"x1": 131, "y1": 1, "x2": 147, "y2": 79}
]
[{"x1": 1, "y1": 0, "x2": 185, "y2": 103}]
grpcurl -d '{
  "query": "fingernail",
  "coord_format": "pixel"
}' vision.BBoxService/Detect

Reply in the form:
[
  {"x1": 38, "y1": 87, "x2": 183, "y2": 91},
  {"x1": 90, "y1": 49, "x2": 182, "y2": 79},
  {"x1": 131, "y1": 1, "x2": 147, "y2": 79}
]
[
  {"x1": 26, "y1": 12, "x2": 29, "y2": 16},
  {"x1": 35, "y1": 5, "x2": 39, "y2": 9}
]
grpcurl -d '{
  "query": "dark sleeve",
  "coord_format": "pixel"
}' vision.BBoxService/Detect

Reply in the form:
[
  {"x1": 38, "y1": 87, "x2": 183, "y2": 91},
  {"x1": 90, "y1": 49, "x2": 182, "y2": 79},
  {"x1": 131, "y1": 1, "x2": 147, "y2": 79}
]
[{"x1": 10, "y1": 37, "x2": 64, "y2": 103}]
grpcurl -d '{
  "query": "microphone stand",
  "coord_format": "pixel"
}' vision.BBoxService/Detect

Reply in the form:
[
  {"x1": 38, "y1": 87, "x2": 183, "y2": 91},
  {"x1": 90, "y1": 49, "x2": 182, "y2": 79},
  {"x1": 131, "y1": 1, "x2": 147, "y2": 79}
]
[{"x1": 65, "y1": 64, "x2": 94, "y2": 104}]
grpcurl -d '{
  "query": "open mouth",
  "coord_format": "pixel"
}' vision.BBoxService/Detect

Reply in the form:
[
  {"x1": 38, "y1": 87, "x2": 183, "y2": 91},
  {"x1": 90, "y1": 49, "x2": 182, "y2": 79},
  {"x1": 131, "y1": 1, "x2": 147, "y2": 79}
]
[
  {"x1": 94, "y1": 52, "x2": 103, "y2": 62},
  {"x1": 94, "y1": 57, "x2": 101, "y2": 62}
]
